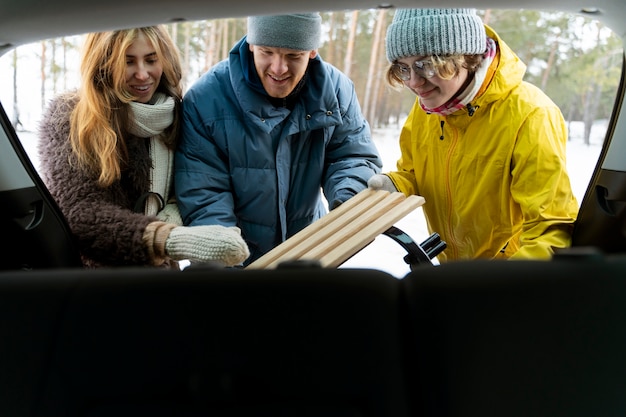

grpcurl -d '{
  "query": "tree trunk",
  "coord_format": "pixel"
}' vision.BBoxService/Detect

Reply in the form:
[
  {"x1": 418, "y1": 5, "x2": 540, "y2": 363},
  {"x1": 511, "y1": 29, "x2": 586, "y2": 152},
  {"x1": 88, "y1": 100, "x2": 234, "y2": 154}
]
[
  {"x1": 581, "y1": 23, "x2": 606, "y2": 146},
  {"x1": 62, "y1": 37, "x2": 69, "y2": 91},
  {"x1": 221, "y1": 19, "x2": 230, "y2": 62},
  {"x1": 11, "y1": 49, "x2": 22, "y2": 130},
  {"x1": 170, "y1": 24, "x2": 178, "y2": 45},
  {"x1": 202, "y1": 21, "x2": 211, "y2": 73},
  {"x1": 363, "y1": 9, "x2": 386, "y2": 123},
  {"x1": 325, "y1": 12, "x2": 337, "y2": 69},
  {"x1": 208, "y1": 20, "x2": 219, "y2": 70},
  {"x1": 182, "y1": 23, "x2": 191, "y2": 84},
  {"x1": 343, "y1": 10, "x2": 358, "y2": 78},
  {"x1": 541, "y1": 39, "x2": 558, "y2": 91},
  {"x1": 50, "y1": 39, "x2": 58, "y2": 95},
  {"x1": 40, "y1": 41, "x2": 46, "y2": 112}
]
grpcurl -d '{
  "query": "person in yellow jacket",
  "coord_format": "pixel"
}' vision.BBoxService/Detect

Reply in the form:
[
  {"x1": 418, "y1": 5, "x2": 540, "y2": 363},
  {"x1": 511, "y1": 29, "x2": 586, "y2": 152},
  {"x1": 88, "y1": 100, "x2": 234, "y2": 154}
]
[{"x1": 368, "y1": 8, "x2": 579, "y2": 262}]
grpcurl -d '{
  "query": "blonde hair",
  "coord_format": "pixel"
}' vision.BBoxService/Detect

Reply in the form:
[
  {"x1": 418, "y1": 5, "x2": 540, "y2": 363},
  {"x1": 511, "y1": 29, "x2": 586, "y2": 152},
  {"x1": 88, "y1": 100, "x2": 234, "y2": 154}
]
[
  {"x1": 69, "y1": 26, "x2": 183, "y2": 187},
  {"x1": 386, "y1": 54, "x2": 483, "y2": 89}
]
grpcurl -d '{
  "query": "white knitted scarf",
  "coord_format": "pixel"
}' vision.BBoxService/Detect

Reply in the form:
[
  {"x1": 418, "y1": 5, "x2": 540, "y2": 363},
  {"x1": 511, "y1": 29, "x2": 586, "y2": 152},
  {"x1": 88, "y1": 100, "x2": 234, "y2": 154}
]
[{"x1": 128, "y1": 92, "x2": 176, "y2": 216}]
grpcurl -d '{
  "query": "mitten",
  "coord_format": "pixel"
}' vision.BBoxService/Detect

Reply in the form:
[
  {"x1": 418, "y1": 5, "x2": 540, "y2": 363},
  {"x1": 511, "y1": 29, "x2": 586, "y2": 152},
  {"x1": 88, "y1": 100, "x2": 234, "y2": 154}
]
[
  {"x1": 156, "y1": 202, "x2": 183, "y2": 226},
  {"x1": 165, "y1": 225, "x2": 250, "y2": 266},
  {"x1": 367, "y1": 174, "x2": 398, "y2": 193}
]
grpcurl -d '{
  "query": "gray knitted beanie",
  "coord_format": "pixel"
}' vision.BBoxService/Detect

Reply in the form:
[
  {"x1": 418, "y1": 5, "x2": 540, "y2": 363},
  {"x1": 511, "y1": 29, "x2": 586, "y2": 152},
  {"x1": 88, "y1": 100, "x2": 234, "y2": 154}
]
[
  {"x1": 247, "y1": 13, "x2": 322, "y2": 51},
  {"x1": 385, "y1": 8, "x2": 486, "y2": 62}
]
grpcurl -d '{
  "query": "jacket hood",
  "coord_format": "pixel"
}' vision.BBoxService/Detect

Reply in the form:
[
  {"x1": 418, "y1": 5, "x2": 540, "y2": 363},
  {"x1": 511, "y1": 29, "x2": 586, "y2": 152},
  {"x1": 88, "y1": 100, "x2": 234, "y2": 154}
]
[{"x1": 475, "y1": 25, "x2": 527, "y2": 108}]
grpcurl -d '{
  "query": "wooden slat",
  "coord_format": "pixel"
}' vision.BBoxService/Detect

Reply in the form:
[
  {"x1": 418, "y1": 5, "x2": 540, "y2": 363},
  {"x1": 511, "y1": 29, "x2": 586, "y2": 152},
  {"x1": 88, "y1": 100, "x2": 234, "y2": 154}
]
[
  {"x1": 248, "y1": 188, "x2": 385, "y2": 269},
  {"x1": 270, "y1": 191, "x2": 404, "y2": 264},
  {"x1": 298, "y1": 192, "x2": 406, "y2": 260},
  {"x1": 316, "y1": 195, "x2": 425, "y2": 268},
  {"x1": 246, "y1": 189, "x2": 425, "y2": 270}
]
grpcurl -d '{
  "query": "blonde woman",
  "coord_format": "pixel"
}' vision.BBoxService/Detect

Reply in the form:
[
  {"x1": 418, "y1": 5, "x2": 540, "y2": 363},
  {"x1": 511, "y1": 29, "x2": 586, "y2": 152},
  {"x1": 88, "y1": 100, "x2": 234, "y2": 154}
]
[
  {"x1": 38, "y1": 26, "x2": 249, "y2": 268},
  {"x1": 369, "y1": 9, "x2": 579, "y2": 261}
]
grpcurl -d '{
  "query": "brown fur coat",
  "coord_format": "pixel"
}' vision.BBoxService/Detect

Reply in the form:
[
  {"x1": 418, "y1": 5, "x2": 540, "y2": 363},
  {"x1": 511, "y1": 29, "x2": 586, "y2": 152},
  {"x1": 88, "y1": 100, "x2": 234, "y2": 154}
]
[{"x1": 38, "y1": 92, "x2": 176, "y2": 268}]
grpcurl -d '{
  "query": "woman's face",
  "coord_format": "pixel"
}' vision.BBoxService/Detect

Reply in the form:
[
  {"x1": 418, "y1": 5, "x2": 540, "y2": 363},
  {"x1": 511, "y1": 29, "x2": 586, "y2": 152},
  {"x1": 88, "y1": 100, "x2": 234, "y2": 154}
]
[
  {"x1": 124, "y1": 33, "x2": 163, "y2": 103},
  {"x1": 396, "y1": 56, "x2": 469, "y2": 109}
]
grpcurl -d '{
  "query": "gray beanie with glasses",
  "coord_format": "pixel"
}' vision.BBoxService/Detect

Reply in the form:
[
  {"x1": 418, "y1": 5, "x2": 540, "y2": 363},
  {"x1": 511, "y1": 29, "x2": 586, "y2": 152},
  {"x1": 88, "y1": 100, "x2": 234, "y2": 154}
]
[
  {"x1": 247, "y1": 13, "x2": 322, "y2": 51},
  {"x1": 385, "y1": 8, "x2": 487, "y2": 62}
]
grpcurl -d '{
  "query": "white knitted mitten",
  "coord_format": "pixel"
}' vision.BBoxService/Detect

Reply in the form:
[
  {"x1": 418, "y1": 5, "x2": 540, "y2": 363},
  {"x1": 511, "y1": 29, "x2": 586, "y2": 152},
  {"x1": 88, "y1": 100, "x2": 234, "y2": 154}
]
[
  {"x1": 367, "y1": 174, "x2": 398, "y2": 193},
  {"x1": 165, "y1": 225, "x2": 250, "y2": 266}
]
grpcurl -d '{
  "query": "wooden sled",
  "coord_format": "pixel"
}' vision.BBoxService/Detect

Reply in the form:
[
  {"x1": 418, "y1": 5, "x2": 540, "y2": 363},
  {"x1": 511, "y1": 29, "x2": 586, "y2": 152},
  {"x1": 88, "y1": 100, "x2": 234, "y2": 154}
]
[{"x1": 246, "y1": 188, "x2": 426, "y2": 270}]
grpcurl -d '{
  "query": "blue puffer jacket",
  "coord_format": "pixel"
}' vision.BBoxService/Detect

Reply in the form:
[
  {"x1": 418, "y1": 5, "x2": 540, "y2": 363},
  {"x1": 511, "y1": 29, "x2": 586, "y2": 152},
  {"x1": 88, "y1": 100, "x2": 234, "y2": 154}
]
[{"x1": 175, "y1": 36, "x2": 382, "y2": 265}]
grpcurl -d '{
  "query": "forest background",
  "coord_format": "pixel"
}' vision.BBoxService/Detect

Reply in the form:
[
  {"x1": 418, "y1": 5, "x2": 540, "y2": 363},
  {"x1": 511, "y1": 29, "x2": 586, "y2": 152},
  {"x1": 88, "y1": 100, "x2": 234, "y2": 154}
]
[
  {"x1": 0, "y1": 8, "x2": 620, "y2": 276},
  {"x1": 1, "y1": 8, "x2": 622, "y2": 143}
]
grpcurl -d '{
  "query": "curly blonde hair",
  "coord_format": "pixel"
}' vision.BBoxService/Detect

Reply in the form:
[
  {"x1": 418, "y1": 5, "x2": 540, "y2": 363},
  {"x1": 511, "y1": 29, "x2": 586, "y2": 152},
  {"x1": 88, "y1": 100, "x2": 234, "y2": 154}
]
[{"x1": 69, "y1": 26, "x2": 183, "y2": 187}]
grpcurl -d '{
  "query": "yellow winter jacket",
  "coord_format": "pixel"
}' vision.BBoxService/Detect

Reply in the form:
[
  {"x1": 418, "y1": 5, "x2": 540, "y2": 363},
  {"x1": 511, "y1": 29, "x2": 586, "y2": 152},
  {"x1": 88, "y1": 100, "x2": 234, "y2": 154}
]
[{"x1": 387, "y1": 25, "x2": 579, "y2": 262}]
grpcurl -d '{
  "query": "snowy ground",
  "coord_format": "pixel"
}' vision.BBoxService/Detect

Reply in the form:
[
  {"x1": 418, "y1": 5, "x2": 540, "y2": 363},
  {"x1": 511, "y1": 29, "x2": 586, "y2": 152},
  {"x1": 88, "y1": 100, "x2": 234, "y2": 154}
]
[{"x1": 16, "y1": 120, "x2": 604, "y2": 278}]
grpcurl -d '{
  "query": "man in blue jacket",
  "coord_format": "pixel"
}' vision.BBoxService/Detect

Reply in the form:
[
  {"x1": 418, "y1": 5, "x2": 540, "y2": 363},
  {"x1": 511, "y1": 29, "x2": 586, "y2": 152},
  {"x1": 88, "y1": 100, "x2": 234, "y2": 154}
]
[{"x1": 175, "y1": 13, "x2": 383, "y2": 265}]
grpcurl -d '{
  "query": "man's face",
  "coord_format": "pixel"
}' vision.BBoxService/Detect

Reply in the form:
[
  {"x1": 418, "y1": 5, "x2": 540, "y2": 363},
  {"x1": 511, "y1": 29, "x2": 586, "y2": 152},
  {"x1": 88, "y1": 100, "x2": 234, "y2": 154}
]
[{"x1": 249, "y1": 44, "x2": 317, "y2": 99}]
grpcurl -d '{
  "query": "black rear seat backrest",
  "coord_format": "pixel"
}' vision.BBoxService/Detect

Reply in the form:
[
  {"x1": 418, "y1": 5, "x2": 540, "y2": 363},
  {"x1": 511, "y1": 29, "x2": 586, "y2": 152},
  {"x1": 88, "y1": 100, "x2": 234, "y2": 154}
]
[
  {"x1": 4, "y1": 256, "x2": 626, "y2": 417},
  {"x1": 1, "y1": 266, "x2": 410, "y2": 417},
  {"x1": 0, "y1": 272, "x2": 77, "y2": 416},
  {"x1": 402, "y1": 257, "x2": 626, "y2": 417}
]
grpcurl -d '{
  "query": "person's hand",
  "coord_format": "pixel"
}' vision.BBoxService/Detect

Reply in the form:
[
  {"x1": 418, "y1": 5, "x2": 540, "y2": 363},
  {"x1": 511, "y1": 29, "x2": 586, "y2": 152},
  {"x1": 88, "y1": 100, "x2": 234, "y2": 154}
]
[
  {"x1": 156, "y1": 202, "x2": 183, "y2": 226},
  {"x1": 165, "y1": 225, "x2": 250, "y2": 266},
  {"x1": 367, "y1": 174, "x2": 398, "y2": 193}
]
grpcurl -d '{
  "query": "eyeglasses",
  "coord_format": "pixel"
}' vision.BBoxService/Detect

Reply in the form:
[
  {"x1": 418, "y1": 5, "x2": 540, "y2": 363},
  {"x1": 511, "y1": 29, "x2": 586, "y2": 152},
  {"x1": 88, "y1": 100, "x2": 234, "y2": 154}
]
[{"x1": 391, "y1": 60, "x2": 437, "y2": 81}]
